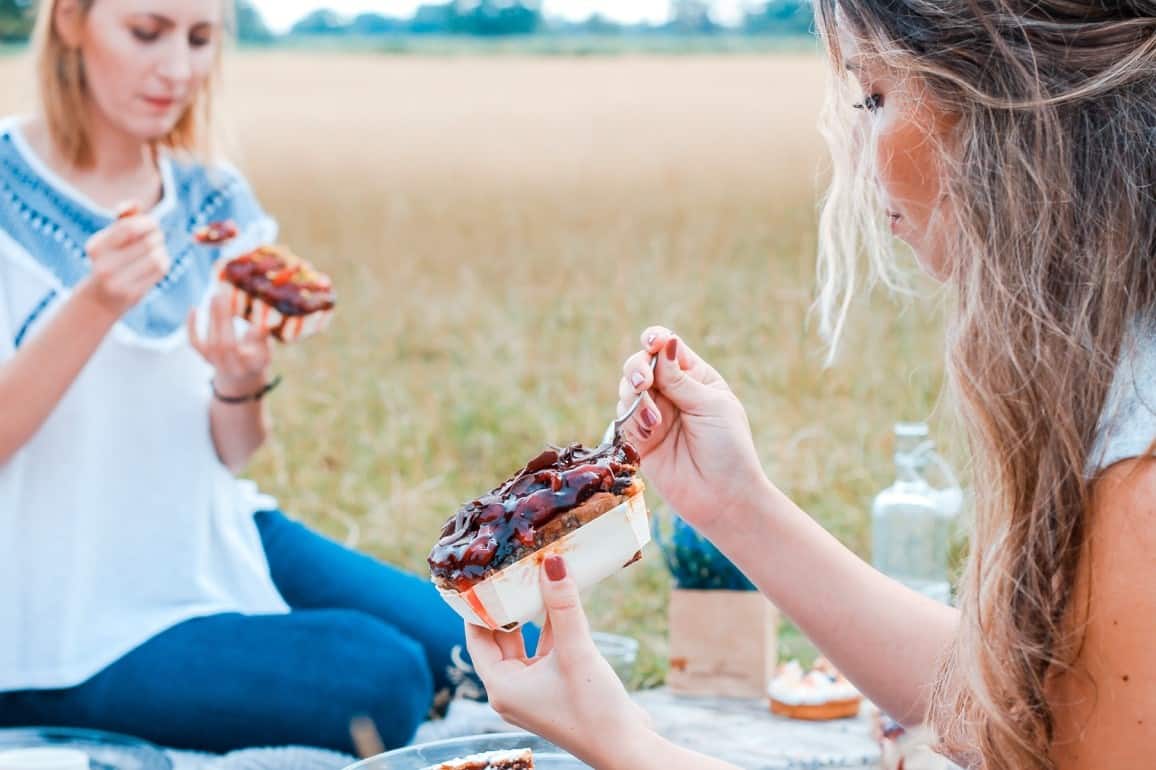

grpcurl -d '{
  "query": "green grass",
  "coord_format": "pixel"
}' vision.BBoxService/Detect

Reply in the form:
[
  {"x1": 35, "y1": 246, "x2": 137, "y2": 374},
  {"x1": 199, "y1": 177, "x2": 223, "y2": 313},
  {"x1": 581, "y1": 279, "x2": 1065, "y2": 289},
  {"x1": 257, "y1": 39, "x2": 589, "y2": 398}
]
[
  {"x1": 224, "y1": 53, "x2": 951, "y2": 689},
  {"x1": 0, "y1": 52, "x2": 953, "y2": 689}
]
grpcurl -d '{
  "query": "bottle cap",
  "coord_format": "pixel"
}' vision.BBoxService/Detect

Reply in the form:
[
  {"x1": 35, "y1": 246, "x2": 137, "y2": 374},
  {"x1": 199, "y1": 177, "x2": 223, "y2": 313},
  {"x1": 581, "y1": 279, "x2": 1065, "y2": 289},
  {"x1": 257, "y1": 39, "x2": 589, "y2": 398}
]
[{"x1": 894, "y1": 422, "x2": 930, "y2": 438}]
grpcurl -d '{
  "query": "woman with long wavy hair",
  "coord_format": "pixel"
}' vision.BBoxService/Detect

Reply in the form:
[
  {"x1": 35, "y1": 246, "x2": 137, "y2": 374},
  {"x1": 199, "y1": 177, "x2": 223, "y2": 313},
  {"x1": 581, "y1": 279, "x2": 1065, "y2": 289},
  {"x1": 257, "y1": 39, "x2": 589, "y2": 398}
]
[{"x1": 467, "y1": 2, "x2": 1156, "y2": 768}]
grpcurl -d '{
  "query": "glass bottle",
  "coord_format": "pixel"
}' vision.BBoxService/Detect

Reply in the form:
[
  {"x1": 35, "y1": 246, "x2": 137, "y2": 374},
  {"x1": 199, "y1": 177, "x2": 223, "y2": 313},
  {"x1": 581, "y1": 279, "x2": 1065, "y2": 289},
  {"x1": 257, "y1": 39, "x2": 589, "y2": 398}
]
[{"x1": 870, "y1": 422, "x2": 963, "y2": 605}]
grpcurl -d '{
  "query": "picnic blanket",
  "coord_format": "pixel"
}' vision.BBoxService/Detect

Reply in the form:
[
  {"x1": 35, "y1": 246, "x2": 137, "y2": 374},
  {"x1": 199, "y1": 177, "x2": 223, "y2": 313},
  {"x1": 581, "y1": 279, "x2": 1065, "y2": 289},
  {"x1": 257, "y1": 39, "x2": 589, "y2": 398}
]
[{"x1": 166, "y1": 700, "x2": 516, "y2": 770}]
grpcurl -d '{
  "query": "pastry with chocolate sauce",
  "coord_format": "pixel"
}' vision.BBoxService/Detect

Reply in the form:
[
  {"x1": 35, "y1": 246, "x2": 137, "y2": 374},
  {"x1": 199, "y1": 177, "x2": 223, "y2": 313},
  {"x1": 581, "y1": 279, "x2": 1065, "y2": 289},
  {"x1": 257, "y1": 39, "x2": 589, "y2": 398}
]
[
  {"x1": 218, "y1": 245, "x2": 336, "y2": 343},
  {"x1": 429, "y1": 434, "x2": 650, "y2": 630},
  {"x1": 430, "y1": 436, "x2": 644, "y2": 593},
  {"x1": 430, "y1": 749, "x2": 534, "y2": 770}
]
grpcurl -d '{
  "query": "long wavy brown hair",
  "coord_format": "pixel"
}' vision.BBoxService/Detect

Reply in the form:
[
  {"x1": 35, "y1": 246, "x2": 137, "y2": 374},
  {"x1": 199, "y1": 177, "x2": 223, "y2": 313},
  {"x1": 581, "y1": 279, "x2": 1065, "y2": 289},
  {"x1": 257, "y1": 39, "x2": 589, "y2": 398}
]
[{"x1": 812, "y1": 1, "x2": 1156, "y2": 768}]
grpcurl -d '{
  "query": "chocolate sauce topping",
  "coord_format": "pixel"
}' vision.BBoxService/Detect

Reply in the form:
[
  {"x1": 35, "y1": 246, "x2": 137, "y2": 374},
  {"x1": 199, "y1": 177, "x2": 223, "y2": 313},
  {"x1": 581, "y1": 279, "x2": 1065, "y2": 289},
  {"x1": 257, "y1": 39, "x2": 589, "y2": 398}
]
[
  {"x1": 221, "y1": 247, "x2": 336, "y2": 316},
  {"x1": 428, "y1": 436, "x2": 640, "y2": 591}
]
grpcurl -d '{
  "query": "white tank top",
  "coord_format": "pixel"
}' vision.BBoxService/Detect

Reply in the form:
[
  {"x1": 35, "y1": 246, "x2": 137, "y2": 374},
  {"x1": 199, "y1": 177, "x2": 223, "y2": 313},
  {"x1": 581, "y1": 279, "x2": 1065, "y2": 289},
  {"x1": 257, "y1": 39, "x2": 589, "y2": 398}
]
[{"x1": 1091, "y1": 315, "x2": 1156, "y2": 474}]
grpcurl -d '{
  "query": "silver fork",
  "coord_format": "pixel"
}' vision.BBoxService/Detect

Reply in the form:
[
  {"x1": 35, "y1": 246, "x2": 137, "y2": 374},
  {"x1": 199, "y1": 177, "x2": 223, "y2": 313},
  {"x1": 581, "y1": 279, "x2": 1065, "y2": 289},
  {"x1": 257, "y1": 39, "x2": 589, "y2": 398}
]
[{"x1": 600, "y1": 355, "x2": 658, "y2": 447}]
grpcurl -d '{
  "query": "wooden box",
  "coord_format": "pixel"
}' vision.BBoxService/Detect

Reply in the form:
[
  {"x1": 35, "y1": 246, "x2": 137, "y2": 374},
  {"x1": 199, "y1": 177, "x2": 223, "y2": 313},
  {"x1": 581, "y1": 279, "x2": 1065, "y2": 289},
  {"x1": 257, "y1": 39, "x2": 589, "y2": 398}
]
[{"x1": 667, "y1": 589, "x2": 779, "y2": 698}]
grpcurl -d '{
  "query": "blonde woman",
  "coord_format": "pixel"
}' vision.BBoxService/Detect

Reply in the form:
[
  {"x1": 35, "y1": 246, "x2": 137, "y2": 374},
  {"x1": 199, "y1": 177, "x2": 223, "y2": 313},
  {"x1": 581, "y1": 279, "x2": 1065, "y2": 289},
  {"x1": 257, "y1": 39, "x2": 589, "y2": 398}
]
[
  {"x1": 0, "y1": 0, "x2": 487, "y2": 753},
  {"x1": 468, "y1": 2, "x2": 1156, "y2": 769}
]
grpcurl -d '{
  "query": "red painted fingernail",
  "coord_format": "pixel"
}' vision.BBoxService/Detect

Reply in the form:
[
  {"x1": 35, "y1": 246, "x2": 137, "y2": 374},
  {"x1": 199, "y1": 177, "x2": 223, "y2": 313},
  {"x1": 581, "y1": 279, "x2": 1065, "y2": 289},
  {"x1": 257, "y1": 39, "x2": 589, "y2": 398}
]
[
  {"x1": 640, "y1": 407, "x2": 658, "y2": 428},
  {"x1": 545, "y1": 555, "x2": 567, "y2": 582},
  {"x1": 665, "y1": 337, "x2": 678, "y2": 361}
]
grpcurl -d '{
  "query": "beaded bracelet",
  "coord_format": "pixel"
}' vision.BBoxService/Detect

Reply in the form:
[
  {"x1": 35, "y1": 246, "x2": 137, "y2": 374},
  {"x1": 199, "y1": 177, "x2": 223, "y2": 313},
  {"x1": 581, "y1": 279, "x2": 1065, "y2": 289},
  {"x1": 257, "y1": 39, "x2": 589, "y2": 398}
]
[{"x1": 211, "y1": 374, "x2": 283, "y2": 404}]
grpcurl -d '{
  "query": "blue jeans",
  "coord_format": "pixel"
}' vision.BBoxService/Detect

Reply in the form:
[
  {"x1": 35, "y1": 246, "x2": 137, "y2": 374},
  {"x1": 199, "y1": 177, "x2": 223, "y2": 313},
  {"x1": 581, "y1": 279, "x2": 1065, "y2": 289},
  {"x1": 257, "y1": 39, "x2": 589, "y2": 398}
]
[{"x1": 0, "y1": 511, "x2": 535, "y2": 754}]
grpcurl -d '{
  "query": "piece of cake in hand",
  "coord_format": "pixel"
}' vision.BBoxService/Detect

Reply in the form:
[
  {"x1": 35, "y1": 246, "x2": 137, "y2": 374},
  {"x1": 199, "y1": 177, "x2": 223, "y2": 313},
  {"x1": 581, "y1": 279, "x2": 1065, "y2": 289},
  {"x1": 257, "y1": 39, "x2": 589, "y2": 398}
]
[
  {"x1": 768, "y1": 658, "x2": 862, "y2": 721},
  {"x1": 429, "y1": 436, "x2": 649, "y2": 631},
  {"x1": 430, "y1": 749, "x2": 534, "y2": 770},
  {"x1": 218, "y1": 245, "x2": 336, "y2": 343}
]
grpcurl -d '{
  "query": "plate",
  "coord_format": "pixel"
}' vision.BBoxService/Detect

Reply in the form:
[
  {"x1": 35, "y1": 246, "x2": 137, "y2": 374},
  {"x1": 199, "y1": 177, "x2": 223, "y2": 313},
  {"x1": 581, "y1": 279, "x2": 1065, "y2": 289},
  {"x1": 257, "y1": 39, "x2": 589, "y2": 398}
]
[
  {"x1": 0, "y1": 728, "x2": 172, "y2": 770},
  {"x1": 342, "y1": 733, "x2": 588, "y2": 770}
]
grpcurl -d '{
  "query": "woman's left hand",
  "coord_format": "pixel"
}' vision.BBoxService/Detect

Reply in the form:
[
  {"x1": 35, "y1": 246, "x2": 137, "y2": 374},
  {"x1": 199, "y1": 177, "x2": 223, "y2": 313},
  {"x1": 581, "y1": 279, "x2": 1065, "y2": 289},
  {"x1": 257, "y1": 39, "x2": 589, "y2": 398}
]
[
  {"x1": 187, "y1": 291, "x2": 272, "y2": 397},
  {"x1": 466, "y1": 555, "x2": 654, "y2": 768}
]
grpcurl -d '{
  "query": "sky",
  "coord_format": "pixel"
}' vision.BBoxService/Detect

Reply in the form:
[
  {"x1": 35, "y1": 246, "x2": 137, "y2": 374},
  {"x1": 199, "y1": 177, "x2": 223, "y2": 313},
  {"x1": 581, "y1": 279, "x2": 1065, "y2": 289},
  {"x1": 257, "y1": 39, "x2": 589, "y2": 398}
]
[{"x1": 252, "y1": 1, "x2": 749, "y2": 32}]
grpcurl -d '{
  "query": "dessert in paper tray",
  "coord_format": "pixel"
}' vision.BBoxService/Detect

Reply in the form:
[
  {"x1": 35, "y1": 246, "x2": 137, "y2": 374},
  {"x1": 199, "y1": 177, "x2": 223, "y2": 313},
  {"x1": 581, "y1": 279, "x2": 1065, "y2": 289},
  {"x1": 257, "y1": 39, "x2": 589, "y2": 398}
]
[
  {"x1": 429, "y1": 435, "x2": 649, "y2": 631},
  {"x1": 216, "y1": 245, "x2": 336, "y2": 343}
]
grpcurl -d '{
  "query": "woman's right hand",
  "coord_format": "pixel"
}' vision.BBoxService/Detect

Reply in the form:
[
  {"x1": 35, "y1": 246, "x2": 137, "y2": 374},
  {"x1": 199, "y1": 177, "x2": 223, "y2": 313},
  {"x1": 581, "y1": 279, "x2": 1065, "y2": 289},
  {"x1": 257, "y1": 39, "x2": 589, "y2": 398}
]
[
  {"x1": 77, "y1": 206, "x2": 171, "y2": 317},
  {"x1": 618, "y1": 326, "x2": 769, "y2": 532}
]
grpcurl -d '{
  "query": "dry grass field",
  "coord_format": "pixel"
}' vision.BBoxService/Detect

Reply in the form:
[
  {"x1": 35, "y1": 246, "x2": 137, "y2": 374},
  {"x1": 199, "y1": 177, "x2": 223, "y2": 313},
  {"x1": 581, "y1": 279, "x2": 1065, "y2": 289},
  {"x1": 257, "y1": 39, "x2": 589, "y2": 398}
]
[{"x1": 0, "y1": 51, "x2": 949, "y2": 684}]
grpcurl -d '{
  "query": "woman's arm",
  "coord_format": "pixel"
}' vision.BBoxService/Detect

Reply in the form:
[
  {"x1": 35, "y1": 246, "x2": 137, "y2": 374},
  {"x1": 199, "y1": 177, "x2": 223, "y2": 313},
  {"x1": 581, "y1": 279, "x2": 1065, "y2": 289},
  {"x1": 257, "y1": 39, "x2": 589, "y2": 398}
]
[
  {"x1": 207, "y1": 380, "x2": 270, "y2": 473},
  {"x1": 1049, "y1": 456, "x2": 1156, "y2": 769},
  {"x1": 619, "y1": 327, "x2": 957, "y2": 725},
  {"x1": 188, "y1": 292, "x2": 274, "y2": 474},
  {"x1": 606, "y1": 732, "x2": 741, "y2": 770},
  {"x1": 0, "y1": 281, "x2": 119, "y2": 462},
  {"x1": 706, "y1": 475, "x2": 959, "y2": 725},
  {"x1": 0, "y1": 215, "x2": 169, "y2": 464}
]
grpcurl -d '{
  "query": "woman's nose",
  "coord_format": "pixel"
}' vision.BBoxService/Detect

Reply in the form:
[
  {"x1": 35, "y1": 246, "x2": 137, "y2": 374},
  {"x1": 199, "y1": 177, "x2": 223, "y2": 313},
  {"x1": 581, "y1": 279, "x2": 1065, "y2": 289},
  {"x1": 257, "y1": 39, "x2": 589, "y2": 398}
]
[{"x1": 155, "y1": 40, "x2": 193, "y2": 84}]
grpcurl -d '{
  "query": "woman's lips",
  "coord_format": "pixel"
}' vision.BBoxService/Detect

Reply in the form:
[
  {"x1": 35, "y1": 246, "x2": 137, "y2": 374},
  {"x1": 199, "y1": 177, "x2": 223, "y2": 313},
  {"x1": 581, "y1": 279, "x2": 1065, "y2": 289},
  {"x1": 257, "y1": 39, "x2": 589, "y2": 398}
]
[{"x1": 142, "y1": 95, "x2": 178, "y2": 111}]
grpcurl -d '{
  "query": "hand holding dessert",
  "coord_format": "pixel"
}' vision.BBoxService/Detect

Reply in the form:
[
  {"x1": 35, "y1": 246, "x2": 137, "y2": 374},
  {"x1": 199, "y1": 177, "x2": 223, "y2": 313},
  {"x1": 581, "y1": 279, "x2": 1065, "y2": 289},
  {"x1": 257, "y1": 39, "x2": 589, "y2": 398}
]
[
  {"x1": 186, "y1": 290, "x2": 273, "y2": 400},
  {"x1": 466, "y1": 326, "x2": 960, "y2": 766},
  {"x1": 465, "y1": 556, "x2": 659, "y2": 770},
  {"x1": 617, "y1": 326, "x2": 770, "y2": 535},
  {"x1": 467, "y1": 555, "x2": 742, "y2": 770},
  {"x1": 451, "y1": 331, "x2": 773, "y2": 770}
]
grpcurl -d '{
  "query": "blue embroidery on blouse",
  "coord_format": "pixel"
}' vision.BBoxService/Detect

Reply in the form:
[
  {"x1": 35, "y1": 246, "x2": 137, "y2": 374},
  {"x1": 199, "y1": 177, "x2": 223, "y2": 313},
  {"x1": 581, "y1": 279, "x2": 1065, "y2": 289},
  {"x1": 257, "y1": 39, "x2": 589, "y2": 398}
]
[
  {"x1": 0, "y1": 126, "x2": 272, "y2": 340},
  {"x1": 13, "y1": 288, "x2": 57, "y2": 348}
]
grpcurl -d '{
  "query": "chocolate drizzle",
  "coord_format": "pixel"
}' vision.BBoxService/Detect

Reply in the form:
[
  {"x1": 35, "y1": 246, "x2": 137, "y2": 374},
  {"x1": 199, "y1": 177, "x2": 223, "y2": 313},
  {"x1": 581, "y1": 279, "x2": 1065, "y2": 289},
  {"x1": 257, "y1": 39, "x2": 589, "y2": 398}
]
[
  {"x1": 429, "y1": 436, "x2": 641, "y2": 591},
  {"x1": 220, "y1": 246, "x2": 336, "y2": 316}
]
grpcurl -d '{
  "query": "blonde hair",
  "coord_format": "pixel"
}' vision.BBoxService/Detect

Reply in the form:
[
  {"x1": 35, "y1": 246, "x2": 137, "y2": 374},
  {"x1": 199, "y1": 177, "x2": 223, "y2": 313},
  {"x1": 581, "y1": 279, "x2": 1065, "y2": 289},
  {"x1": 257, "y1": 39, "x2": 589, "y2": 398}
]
[
  {"x1": 813, "y1": 1, "x2": 1156, "y2": 768},
  {"x1": 31, "y1": 0, "x2": 230, "y2": 168}
]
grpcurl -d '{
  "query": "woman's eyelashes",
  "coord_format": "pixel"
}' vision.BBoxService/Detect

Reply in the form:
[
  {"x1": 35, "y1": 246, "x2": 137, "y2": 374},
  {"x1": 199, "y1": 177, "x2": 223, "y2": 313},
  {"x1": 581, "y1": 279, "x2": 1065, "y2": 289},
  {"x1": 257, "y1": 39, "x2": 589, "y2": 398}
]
[
  {"x1": 853, "y1": 93, "x2": 884, "y2": 112},
  {"x1": 130, "y1": 24, "x2": 213, "y2": 48},
  {"x1": 131, "y1": 26, "x2": 161, "y2": 43}
]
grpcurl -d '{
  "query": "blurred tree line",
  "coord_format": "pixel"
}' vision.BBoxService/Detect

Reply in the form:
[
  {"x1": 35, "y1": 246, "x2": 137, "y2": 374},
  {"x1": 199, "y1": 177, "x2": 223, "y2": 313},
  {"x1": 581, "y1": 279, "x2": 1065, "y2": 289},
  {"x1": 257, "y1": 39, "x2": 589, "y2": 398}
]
[
  {"x1": 284, "y1": 0, "x2": 813, "y2": 40},
  {"x1": 0, "y1": 0, "x2": 32, "y2": 43},
  {"x1": 0, "y1": 1, "x2": 813, "y2": 44},
  {"x1": 289, "y1": 2, "x2": 540, "y2": 37}
]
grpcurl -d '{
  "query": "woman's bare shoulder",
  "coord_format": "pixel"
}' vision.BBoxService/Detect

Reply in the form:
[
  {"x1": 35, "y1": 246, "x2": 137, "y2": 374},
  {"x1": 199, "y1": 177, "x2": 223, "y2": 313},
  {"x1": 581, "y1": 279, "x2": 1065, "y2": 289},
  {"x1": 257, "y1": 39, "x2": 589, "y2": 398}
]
[{"x1": 1050, "y1": 456, "x2": 1156, "y2": 769}]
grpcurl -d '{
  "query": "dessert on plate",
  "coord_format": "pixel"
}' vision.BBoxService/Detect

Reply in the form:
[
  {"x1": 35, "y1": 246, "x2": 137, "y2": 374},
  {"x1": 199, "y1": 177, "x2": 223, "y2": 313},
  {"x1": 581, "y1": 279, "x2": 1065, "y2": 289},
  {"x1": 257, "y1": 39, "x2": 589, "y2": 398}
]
[
  {"x1": 429, "y1": 436, "x2": 649, "y2": 630},
  {"x1": 217, "y1": 244, "x2": 335, "y2": 342},
  {"x1": 768, "y1": 658, "x2": 862, "y2": 720},
  {"x1": 429, "y1": 749, "x2": 535, "y2": 770}
]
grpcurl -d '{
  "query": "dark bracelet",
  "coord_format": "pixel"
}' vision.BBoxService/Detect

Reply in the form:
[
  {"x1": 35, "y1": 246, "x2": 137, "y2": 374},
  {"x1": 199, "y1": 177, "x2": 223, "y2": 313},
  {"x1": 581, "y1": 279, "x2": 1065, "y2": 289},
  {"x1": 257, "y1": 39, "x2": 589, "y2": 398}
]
[{"x1": 212, "y1": 374, "x2": 283, "y2": 404}]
